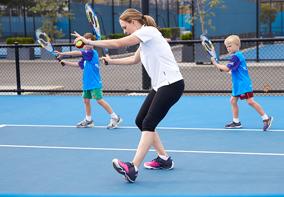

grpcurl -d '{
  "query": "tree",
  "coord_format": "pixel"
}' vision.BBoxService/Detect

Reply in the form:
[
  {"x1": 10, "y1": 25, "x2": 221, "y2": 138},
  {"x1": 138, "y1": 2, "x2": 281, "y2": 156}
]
[
  {"x1": 0, "y1": 8, "x2": 2, "y2": 37},
  {"x1": 260, "y1": 3, "x2": 278, "y2": 34},
  {"x1": 29, "y1": 0, "x2": 72, "y2": 40},
  {"x1": 194, "y1": 0, "x2": 225, "y2": 34},
  {"x1": 0, "y1": 0, "x2": 36, "y2": 37}
]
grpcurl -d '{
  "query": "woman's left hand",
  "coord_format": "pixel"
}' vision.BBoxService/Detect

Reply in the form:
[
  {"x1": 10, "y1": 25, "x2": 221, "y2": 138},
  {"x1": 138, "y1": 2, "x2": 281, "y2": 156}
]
[{"x1": 71, "y1": 31, "x2": 87, "y2": 44}]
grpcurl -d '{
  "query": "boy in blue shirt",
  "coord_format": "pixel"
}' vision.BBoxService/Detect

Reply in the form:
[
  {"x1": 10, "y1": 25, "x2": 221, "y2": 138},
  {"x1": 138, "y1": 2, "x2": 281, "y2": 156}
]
[
  {"x1": 56, "y1": 33, "x2": 122, "y2": 129},
  {"x1": 211, "y1": 35, "x2": 272, "y2": 131}
]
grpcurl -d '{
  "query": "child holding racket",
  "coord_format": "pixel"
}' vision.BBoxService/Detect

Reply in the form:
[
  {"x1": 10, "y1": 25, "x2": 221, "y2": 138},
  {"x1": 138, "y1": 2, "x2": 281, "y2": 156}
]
[
  {"x1": 56, "y1": 33, "x2": 122, "y2": 129},
  {"x1": 73, "y1": 8, "x2": 184, "y2": 183},
  {"x1": 211, "y1": 35, "x2": 273, "y2": 131}
]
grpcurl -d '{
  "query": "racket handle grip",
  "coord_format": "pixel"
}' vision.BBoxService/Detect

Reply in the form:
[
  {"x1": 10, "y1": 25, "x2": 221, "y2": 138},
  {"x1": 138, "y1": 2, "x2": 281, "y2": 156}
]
[
  {"x1": 215, "y1": 58, "x2": 222, "y2": 72},
  {"x1": 102, "y1": 48, "x2": 109, "y2": 65},
  {"x1": 103, "y1": 59, "x2": 108, "y2": 65},
  {"x1": 56, "y1": 57, "x2": 65, "y2": 66}
]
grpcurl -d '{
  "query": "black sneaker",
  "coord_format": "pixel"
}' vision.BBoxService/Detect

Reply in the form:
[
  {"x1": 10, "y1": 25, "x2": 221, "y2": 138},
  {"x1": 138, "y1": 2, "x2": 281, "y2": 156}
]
[
  {"x1": 143, "y1": 156, "x2": 174, "y2": 170},
  {"x1": 263, "y1": 116, "x2": 273, "y2": 131},
  {"x1": 112, "y1": 159, "x2": 138, "y2": 183},
  {"x1": 225, "y1": 121, "x2": 242, "y2": 129}
]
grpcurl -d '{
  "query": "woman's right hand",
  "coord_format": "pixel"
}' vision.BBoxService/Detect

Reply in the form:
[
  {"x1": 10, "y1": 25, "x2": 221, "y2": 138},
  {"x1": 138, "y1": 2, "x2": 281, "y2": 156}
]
[
  {"x1": 55, "y1": 50, "x2": 63, "y2": 59},
  {"x1": 101, "y1": 54, "x2": 111, "y2": 65}
]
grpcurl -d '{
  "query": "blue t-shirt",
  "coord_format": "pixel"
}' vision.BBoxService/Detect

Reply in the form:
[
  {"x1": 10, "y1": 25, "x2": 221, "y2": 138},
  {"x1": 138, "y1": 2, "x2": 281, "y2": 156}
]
[
  {"x1": 78, "y1": 49, "x2": 102, "y2": 90},
  {"x1": 226, "y1": 51, "x2": 253, "y2": 96}
]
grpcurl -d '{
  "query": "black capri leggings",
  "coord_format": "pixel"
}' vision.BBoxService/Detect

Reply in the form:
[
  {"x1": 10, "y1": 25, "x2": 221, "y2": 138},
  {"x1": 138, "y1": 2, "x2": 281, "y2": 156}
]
[{"x1": 135, "y1": 79, "x2": 185, "y2": 132}]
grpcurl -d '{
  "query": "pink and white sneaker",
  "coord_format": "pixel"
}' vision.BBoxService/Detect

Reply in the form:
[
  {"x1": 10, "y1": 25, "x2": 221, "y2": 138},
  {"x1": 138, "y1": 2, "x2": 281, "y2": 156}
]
[
  {"x1": 144, "y1": 156, "x2": 174, "y2": 170},
  {"x1": 112, "y1": 158, "x2": 138, "y2": 183}
]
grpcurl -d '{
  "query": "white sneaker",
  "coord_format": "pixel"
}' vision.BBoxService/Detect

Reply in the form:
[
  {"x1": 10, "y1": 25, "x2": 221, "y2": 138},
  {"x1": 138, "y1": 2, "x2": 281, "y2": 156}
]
[
  {"x1": 107, "y1": 116, "x2": 122, "y2": 129},
  {"x1": 76, "y1": 119, "x2": 94, "y2": 128}
]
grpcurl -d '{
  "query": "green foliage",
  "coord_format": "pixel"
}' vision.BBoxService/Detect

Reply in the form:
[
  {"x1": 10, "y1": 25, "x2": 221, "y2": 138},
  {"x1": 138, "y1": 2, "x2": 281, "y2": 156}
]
[
  {"x1": 159, "y1": 28, "x2": 172, "y2": 38},
  {"x1": 194, "y1": 0, "x2": 225, "y2": 33},
  {"x1": 6, "y1": 37, "x2": 35, "y2": 44},
  {"x1": 260, "y1": 4, "x2": 278, "y2": 26},
  {"x1": 108, "y1": 33, "x2": 126, "y2": 39},
  {"x1": 180, "y1": 32, "x2": 193, "y2": 40},
  {"x1": 160, "y1": 27, "x2": 181, "y2": 39},
  {"x1": 101, "y1": 35, "x2": 107, "y2": 40},
  {"x1": 29, "y1": 0, "x2": 72, "y2": 40},
  {"x1": 170, "y1": 27, "x2": 181, "y2": 40}
]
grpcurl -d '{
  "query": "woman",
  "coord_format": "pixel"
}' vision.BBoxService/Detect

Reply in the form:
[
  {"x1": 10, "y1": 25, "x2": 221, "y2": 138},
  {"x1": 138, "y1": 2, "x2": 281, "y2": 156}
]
[{"x1": 73, "y1": 8, "x2": 184, "y2": 183}]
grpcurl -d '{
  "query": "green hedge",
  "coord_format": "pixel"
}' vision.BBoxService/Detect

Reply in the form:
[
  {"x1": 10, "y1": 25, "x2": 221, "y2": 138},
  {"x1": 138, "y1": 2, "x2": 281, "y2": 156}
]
[
  {"x1": 108, "y1": 33, "x2": 125, "y2": 39},
  {"x1": 159, "y1": 27, "x2": 181, "y2": 40},
  {"x1": 180, "y1": 32, "x2": 193, "y2": 40},
  {"x1": 159, "y1": 28, "x2": 172, "y2": 38},
  {"x1": 6, "y1": 37, "x2": 35, "y2": 44}
]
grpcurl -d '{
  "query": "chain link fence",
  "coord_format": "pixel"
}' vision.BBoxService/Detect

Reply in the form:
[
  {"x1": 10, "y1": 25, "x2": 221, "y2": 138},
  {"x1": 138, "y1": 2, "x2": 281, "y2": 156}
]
[{"x1": 0, "y1": 38, "x2": 283, "y2": 96}]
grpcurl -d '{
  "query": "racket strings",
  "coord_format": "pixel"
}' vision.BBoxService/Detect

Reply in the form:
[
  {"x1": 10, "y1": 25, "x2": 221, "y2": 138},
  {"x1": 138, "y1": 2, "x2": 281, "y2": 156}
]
[
  {"x1": 37, "y1": 34, "x2": 53, "y2": 52},
  {"x1": 38, "y1": 41, "x2": 53, "y2": 53},
  {"x1": 87, "y1": 11, "x2": 95, "y2": 25},
  {"x1": 38, "y1": 39, "x2": 48, "y2": 47},
  {"x1": 202, "y1": 40, "x2": 214, "y2": 51}
]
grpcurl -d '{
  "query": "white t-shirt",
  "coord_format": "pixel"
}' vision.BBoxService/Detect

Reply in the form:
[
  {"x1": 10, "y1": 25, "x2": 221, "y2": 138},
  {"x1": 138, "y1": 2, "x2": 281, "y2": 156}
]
[{"x1": 133, "y1": 26, "x2": 183, "y2": 91}]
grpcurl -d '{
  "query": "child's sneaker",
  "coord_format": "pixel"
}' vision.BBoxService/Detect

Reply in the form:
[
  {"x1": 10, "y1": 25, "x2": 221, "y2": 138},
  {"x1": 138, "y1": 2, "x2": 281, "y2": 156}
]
[
  {"x1": 225, "y1": 121, "x2": 242, "y2": 129},
  {"x1": 76, "y1": 119, "x2": 94, "y2": 128},
  {"x1": 144, "y1": 156, "x2": 174, "y2": 170},
  {"x1": 107, "y1": 116, "x2": 122, "y2": 129},
  {"x1": 112, "y1": 159, "x2": 138, "y2": 183},
  {"x1": 263, "y1": 116, "x2": 273, "y2": 131}
]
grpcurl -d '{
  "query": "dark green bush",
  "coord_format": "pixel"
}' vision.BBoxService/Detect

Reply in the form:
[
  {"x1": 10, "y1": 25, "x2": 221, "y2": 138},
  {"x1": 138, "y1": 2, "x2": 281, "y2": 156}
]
[
  {"x1": 180, "y1": 32, "x2": 193, "y2": 40},
  {"x1": 159, "y1": 28, "x2": 172, "y2": 38},
  {"x1": 170, "y1": 27, "x2": 180, "y2": 39},
  {"x1": 6, "y1": 37, "x2": 35, "y2": 44},
  {"x1": 160, "y1": 27, "x2": 181, "y2": 40},
  {"x1": 108, "y1": 33, "x2": 125, "y2": 39}
]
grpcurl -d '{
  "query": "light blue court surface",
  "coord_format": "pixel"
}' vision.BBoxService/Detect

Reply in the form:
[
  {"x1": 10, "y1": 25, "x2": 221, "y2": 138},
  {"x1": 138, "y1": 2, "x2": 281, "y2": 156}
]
[
  {"x1": 242, "y1": 43, "x2": 284, "y2": 60},
  {"x1": 0, "y1": 95, "x2": 284, "y2": 197},
  {"x1": 221, "y1": 43, "x2": 284, "y2": 60}
]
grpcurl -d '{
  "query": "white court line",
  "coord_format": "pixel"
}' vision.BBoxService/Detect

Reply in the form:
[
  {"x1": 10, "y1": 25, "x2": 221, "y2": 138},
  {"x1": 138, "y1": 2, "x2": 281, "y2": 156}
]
[
  {"x1": 0, "y1": 144, "x2": 284, "y2": 156},
  {"x1": 2, "y1": 123, "x2": 284, "y2": 132}
]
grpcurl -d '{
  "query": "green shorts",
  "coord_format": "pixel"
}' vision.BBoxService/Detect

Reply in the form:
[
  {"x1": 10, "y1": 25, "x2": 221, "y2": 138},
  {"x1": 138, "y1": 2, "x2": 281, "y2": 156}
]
[{"x1": 82, "y1": 89, "x2": 103, "y2": 100}]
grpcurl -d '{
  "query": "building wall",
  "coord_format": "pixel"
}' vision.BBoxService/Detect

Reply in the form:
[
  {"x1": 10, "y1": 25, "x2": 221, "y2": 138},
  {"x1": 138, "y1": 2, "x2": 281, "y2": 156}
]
[{"x1": 193, "y1": 0, "x2": 257, "y2": 38}]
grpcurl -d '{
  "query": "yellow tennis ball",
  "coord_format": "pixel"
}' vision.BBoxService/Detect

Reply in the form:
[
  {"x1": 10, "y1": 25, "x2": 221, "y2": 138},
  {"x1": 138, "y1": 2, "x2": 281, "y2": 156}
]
[{"x1": 75, "y1": 40, "x2": 85, "y2": 48}]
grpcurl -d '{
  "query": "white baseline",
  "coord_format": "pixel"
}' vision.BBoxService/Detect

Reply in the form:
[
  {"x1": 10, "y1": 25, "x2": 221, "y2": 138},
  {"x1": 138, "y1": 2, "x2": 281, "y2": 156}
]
[
  {"x1": 1, "y1": 123, "x2": 284, "y2": 132},
  {"x1": 0, "y1": 144, "x2": 284, "y2": 156}
]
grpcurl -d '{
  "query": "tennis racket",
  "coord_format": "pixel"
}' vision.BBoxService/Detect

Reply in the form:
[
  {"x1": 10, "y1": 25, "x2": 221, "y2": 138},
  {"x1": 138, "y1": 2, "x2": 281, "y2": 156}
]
[
  {"x1": 200, "y1": 34, "x2": 222, "y2": 71},
  {"x1": 35, "y1": 29, "x2": 65, "y2": 66},
  {"x1": 200, "y1": 34, "x2": 218, "y2": 62},
  {"x1": 85, "y1": 3, "x2": 109, "y2": 59}
]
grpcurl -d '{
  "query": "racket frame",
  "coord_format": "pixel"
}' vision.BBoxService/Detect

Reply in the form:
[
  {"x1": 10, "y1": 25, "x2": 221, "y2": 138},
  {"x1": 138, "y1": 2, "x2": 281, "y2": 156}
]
[
  {"x1": 85, "y1": 3, "x2": 108, "y2": 64},
  {"x1": 36, "y1": 29, "x2": 65, "y2": 66},
  {"x1": 200, "y1": 34, "x2": 218, "y2": 62},
  {"x1": 200, "y1": 34, "x2": 222, "y2": 72}
]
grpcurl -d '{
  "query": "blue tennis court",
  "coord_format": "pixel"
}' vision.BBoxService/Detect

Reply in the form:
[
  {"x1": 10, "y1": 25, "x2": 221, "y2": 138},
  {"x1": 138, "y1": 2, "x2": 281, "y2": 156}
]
[
  {"x1": 243, "y1": 43, "x2": 284, "y2": 60},
  {"x1": 0, "y1": 95, "x2": 284, "y2": 197},
  {"x1": 221, "y1": 43, "x2": 284, "y2": 60}
]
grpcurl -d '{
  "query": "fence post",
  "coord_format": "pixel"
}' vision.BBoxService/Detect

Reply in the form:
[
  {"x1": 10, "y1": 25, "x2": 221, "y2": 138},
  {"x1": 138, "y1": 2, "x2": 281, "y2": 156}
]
[
  {"x1": 256, "y1": 0, "x2": 260, "y2": 62},
  {"x1": 14, "y1": 42, "x2": 21, "y2": 95},
  {"x1": 141, "y1": 0, "x2": 151, "y2": 90}
]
